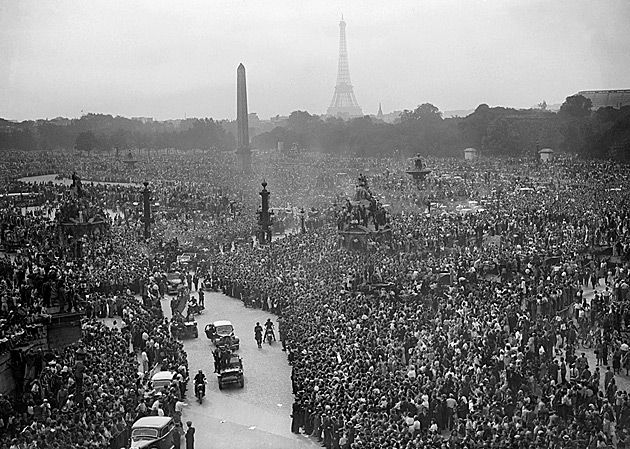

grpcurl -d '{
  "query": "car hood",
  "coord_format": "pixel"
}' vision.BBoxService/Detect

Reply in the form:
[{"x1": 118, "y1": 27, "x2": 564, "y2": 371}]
[{"x1": 131, "y1": 439, "x2": 156, "y2": 448}]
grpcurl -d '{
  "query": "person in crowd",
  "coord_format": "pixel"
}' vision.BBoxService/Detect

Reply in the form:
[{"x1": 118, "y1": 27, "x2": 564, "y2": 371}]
[{"x1": 185, "y1": 420, "x2": 195, "y2": 449}]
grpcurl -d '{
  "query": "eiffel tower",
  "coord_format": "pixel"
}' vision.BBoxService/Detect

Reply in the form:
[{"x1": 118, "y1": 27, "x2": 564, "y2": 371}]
[{"x1": 327, "y1": 16, "x2": 363, "y2": 119}]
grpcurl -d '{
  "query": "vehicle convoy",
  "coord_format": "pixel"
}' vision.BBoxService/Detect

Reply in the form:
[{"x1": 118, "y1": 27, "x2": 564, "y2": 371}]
[
  {"x1": 130, "y1": 416, "x2": 175, "y2": 449},
  {"x1": 218, "y1": 354, "x2": 244, "y2": 390},
  {"x1": 205, "y1": 320, "x2": 240, "y2": 350}
]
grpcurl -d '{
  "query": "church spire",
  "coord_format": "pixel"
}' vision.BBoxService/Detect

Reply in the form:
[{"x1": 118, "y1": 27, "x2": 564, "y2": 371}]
[{"x1": 377, "y1": 102, "x2": 383, "y2": 119}]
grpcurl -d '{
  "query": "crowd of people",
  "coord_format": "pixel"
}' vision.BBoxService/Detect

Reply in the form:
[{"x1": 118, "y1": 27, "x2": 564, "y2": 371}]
[
  {"x1": 1, "y1": 148, "x2": 630, "y2": 448},
  {"x1": 201, "y1": 155, "x2": 630, "y2": 448},
  {"x1": 0, "y1": 169, "x2": 194, "y2": 448}
]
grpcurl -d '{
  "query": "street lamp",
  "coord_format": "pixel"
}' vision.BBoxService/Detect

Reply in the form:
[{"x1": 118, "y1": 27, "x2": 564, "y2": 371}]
[
  {"x1": 299, "y1": 207, "x2": 306, "y2": 234},
  {"x1": 143, "y1": 181, "x2": 151, "y2": 240},
  {"x1": 257, "y1": 180, "x2": 273, "y2": 244}
]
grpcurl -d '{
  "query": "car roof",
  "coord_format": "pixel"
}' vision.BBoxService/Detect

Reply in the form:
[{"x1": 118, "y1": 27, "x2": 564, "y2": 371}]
[
  {"x1": 213, "y1": 320, "x2": 233, "y2": 327},
  {"x1": 132, "y1": 416, "x2": 173, "y2": 429},
  {"x1": 151, "y1": 371, "x2": 175, "y2": 381}
]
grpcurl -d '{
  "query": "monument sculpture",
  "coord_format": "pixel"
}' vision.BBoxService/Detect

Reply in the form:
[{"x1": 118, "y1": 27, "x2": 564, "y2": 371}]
[
  {"x1": 406, "y1": 154, "x2": 432, "y2": 183},
  {"x1": 337, "y1": 174, "x2": 391, "y2": 250}
]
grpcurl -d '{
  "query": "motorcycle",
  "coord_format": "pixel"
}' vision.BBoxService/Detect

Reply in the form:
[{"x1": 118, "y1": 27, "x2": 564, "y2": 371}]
[
  {"x1": 265, "y1": 330, "x2": 274, "y2": 345},
  {"x1": 195, "y1": 381, "x2": 206, "y2": 404}
]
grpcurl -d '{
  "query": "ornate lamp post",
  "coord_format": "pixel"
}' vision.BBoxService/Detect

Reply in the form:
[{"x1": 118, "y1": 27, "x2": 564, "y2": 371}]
[
  {"x1": 257, "y1": 181, "x2": 274, "y2": 244},
  {"x1": 142, "y1": 181, "x2": 151, "y2": 240},
  {"x1": 299, "y1": 207, "x2": 306, "y2": 234}
]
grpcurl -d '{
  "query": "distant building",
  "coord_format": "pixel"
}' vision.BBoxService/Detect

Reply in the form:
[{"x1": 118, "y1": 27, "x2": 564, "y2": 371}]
[
  {"x1": 464, "y1": 147, "x2": 478, "y2": 160},
  {"x1": 269, "y1": 115, "x2": 289, "y2": 126},
  {"x1": 162, "y1": 119, "x2": 188, "y2": 130},
  {"x1": 376, "y1": 110, "x2": 402, "y2": 124},
  {"x1": 50, "y1": 117, "x2": 72, "y2": 126},
  {"x1": 443, "y1": 109, "x2": 475, "y2": 118},
  {"x1": 131, "y1": 117, "x2": 154, "y2": 124},
  {"x1": 577, "y1": 90, "x2": 630, "y2": 110}
]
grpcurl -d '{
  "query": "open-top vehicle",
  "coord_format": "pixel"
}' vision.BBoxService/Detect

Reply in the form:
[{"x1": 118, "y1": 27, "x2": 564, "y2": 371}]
[
  {"x1": 172, "y1": 318, "x2": 198, "y2": 339},
  {"x1": 218, "y1": 354, "x2": 244, "y2": 390},
  {"x1": 204, "y1": 320, "x2": 240, "y2": 350}
]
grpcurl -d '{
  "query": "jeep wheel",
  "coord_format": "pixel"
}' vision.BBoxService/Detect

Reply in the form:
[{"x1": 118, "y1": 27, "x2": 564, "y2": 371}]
[
  {"x1": 218, "y1": 382, "x2": 224, "y2": 390},
  {"x1": 239, "y1": 379, "x2": 244, "y2": 388}
]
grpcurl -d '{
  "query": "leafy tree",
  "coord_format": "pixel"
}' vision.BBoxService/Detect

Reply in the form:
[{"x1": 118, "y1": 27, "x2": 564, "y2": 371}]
[
  {"x1": 559, "y1": 95, "x2": 592, "y2": 119},
  {"x1": 400, "y1": 103, "x2": 442, "y2": 123}
]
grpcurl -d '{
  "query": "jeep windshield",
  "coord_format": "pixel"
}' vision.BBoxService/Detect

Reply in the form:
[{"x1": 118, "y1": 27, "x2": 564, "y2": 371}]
[{"x1": 215, "y1": 325, "x2": 233, "y2": 336}]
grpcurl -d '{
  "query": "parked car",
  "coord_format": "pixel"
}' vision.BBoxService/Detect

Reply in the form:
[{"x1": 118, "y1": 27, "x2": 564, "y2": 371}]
[
  {"x1": 130, "y1": 416, "x2": 175, "y2": 449},
  {"x1": 205, "y1": 320, "x2": 240, "y2": 350},
  {"x1": 218, "y1": 354, "x2": 244, "y2": 390}
]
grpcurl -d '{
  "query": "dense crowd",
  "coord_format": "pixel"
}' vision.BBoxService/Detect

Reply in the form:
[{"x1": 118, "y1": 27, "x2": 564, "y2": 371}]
[
  {"x1": 202, "y1": 156, "x2": 630, "y2": 448},
  {"x1": 0, "y1": 294, "x2": 188, "y2": 449},
  {"x1": 0, "y1": 174, "x2": 192, "y2": 448},
  {"x1": 1, "y1": 148, "x2": 630, "y2": 449}
]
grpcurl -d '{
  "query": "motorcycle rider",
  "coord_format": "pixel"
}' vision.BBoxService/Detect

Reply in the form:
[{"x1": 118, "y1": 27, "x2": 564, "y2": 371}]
[
  {"x1": 254, "y1": 322, "x2": 264, "y2": 348},
  {"x1": 193, "y1": 369, "x2": 206, "y2": 398},
  {"x1": 188, "y1": 296, "x2": 200, "y2": 315},
  {"x1": 264, "y1": 318, "x2": 276, "y2": 342}
]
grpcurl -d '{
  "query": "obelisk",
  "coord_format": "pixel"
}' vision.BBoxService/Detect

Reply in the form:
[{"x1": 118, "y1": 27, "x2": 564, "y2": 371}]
[{"x1": 236, "y1": 63, "x2": 252, "y2": 172}]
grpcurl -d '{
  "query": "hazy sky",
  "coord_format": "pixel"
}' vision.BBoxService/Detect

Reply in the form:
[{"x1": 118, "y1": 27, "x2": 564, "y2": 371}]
[{"x1": 1, "y1": 0, "x2": 629, "y2": 121}]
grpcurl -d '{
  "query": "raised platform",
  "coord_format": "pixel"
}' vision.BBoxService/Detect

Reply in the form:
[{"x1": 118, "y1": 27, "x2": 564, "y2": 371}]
[{"x1": 406, "y1": 168, "x2": 432, "y2": 181}]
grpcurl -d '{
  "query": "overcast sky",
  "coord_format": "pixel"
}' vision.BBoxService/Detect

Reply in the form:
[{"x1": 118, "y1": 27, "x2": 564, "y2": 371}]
[{"x1": 1, "y1": 0, "x2": 629, "y2": 121}]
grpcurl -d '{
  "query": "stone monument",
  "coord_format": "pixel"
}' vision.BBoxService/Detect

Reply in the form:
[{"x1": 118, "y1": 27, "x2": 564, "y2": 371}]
[{"x1": 236, "y1": 63, "x2": 252, "y2": 172}]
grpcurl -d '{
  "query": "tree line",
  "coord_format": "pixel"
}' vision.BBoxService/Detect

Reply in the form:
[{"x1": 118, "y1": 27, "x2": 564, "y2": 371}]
[
  {"x1": 0, "y1": 114, "x2": 235, "y2": 152},
  {"x1": 1, "y1": 96, "x2": 629, "y2": 160},
  {"x1": 252, "y1": 95, "x2": 630, "y2": 160}
]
